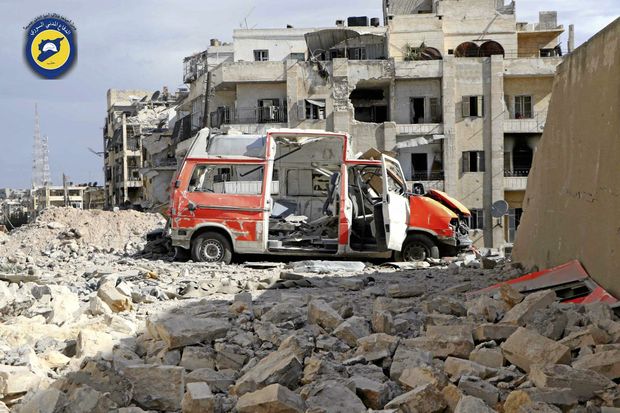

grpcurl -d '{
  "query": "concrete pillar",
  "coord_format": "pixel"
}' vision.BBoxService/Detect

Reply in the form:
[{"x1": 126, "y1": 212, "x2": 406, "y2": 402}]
[
  {"x1": 285, "y1": 60, "x2": 298, "y2": 128},
  {"x1": 122, "y1": 114, "x2": 128, "y2": 204},
  {"x1": 568, "y1": 25, "x2": 575, "y2": 53},
  {"x1": 441, "y1": 57, "x2": 458, "y2": 195},
  {"x1": 331, "y1": 58, "x2": 351, "y2": 134},
  {"x1": 482, "y1": 55, "x2": 506, "y2": 248}
]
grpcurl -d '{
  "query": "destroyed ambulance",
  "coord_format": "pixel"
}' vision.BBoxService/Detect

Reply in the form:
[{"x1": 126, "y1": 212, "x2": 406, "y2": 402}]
[{"x1": 169, "y1": 129, "x2": 472, "y2": 264}]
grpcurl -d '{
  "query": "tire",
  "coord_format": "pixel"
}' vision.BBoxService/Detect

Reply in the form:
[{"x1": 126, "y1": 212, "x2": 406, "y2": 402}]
[
  {"x1": 395, "y1": 234, "x2": 440, "y2": 262},
  {"x1": 191, "y1": 232, "x2": 233, "y2": 264}
]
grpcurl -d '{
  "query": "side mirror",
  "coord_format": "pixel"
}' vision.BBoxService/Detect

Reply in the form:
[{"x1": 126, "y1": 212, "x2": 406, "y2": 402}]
[
  {"x1": 188, "y1": 202, "x2": 196, "y2": 212},
  {"x1": 412, "y1": 183, "x2": 425, "y2": 195}
]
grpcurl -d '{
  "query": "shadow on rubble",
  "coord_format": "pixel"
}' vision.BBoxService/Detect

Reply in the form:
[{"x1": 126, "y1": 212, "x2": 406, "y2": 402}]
[{"x1": 14, "y1": 256, "x2": 606, "y2": 413}]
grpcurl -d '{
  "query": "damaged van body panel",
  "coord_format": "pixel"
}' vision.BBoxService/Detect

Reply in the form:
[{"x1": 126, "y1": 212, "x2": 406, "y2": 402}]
[{"x1": 169, "y1": 128, "x2": 473, "y2": 263}]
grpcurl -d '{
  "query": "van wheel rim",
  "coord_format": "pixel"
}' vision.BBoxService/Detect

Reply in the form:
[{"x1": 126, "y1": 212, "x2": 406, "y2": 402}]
[
  {"x1": 199, "y1": 240, "x2": 224, "y2": 262},
  {"x1": 403, "y1": 244, "x2": 427, "y2": 261}
]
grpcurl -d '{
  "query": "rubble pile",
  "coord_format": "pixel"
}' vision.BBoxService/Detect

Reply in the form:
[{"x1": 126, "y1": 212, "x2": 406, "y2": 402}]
[
  {"x1": 0, "y1": 207, "x2": 165, "y2": 260},
  {"x1": 0, "y1": 211, "x2": 617, "y2": 412}
]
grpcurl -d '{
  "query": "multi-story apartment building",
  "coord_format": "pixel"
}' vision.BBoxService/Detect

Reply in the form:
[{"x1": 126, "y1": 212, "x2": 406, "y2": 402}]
[{"x1": 178, "y1": 0, "x2": 570, "y2": 247}]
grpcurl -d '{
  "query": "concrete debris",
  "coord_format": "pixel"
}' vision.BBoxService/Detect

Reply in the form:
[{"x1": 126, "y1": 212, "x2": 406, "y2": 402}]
[{"x1": 0, "y1": 207, "x2": 616, "y2": 412}]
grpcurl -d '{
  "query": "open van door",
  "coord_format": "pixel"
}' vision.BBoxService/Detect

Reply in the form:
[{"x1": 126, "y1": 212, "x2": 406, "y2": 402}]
[{"x1": 381, "y1": 154, "x2": 409, "y2": 251}]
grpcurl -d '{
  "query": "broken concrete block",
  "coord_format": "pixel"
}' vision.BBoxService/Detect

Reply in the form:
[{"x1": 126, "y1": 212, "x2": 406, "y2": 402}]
[
  {"x1": 473, "y1": 323, "x2": 518, "y2": 342},
  {"x1": 520, "y1": 402, "x2": 562, "y2": 413},
  {"x1": 501, "y1": 290, "x2": 556, "y2": 325},
  {"x1": 355, "y1": 333, "x2": 400, "y2": 362},
  {"x1": 454, "y1": 395, "x2": 497, "y2": 413},
  {"x1": 501, "y1": 327, "x2": 570, "y2": 373},
  {"x1": 186, "y1": 368, "x2": 235, "y2": 393},
  {"x1": 236, "y1": 383, "x2": 305, "y2": 413},
  {"x1": 149, "y1": 316, "x2": 229, "y2": 349},
  {"x1": 503, "y1": 390, "x2": 570, "y2": 413},
  {"x1": 389, "y1": 344, "x2": 433, "y2": 381},
  {"x1": 521, "y1": 387, "x2": 578, "y2": 407},
  {"x1": 89, "y1": 295, "x2": 113, "y2": 316},
  {"x1": 64, "y1": 385, "x2": 115, "y2": 413},
  {"x1": 304, "y1": 380, "x2": 366, "y2": 412},
  {"x1": 442, "y1": 383, "x2": 464, "y2": 412},
  {"x1": 387, "y1": 283, "x2": 425, "y2": 298},
  {"x1": 180, "y1": 346, "x2": 216, "y2": 371},
  {"x1": 499, "y1": 283, "x2": 524, "y2": 308},
  {"x1": 529, "y1": 363, "x2": 614, "y2": 401},
  {"x1": 124, "y1": 364, "x2": 185, "y2": 411},
  {"x1": 469, "y1": 347, "x2": 504, "y2": 369},
  {"x1": 308, "y1": 299, "x2": 343, "y2": 332},
  {"x1": 444, "y1": 357, "x2": 497, "y2": 380},
  {"x1": 350, "y1": 376, "x2": 390, "y2": 410},
  {"x1": 466, "y1": 295, "x2": 506, "y2": 322},
  {"x1": 558, "y1": 330, "x2": 596, "y2": 350},
  {"x1": 523, "y1": 305, "x2": 568, "y2": 340},
  {"x1": 0, "y1": 365, "x2": 41, "y2": 397},
  {"x1": 302, "y1": 357, "x2": 343, "y2": 385},
  {"x1": 398, "y1": 366, "x2": 447, "y2": 390},
  {"x1": 385, "y1": 383, "x2": 446, "y2": 412},
  {"x1": 233, "y1": 349, "x2": 302, "y2": 396},
  {"x1": 371, "y1": 310, "x2": 393, "y2": 334},
  {"x1": 76, "y1": 329, "x2": 115, "y2": 359},
  {"x1": 97, "y1": 279, "x2": 132, "y2": 312},
  {"x1": 181, "y1": 382, "x2": 215, "y2": 413},
  {"x1": 230, "y1": 292, "x2": 253, "y2": 315},
  {"x1": 572, "y1": 349, "x2": 620, "y2": 379},
  {"x1": 333, "y1": 316, "x2": 371, "y2": 347},
  {"x1": 424, "y1": 325, "x2": 474, "y2": 358},
  {"x1": 16, "y1": 388, "x2": 66, "y2": 413},
  {"x1": 458, "y1": 376, "x2": 499, "y2": 406},
  {"x1": 422, "y1": 296, "x2": 467, "y2": 316}
]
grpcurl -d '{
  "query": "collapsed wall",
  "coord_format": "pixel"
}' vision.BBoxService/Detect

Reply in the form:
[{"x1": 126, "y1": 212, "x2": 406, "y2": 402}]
[{"x1": 513, "y1": 18, "x2": 620, "y2": 298}]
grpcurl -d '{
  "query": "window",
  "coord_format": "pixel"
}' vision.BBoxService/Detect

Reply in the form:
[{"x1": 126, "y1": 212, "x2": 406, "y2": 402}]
[
  {"x1": 429, "y1": 97, "x2": 441, "y2": 123},
  {"x1": 514, "y1": 96, "x2": 533, "y2": 119},
  {"x1": 410, "y1": 97, "x2": 425, "y2": 124},
  {"x1": 462, "y1": 151, "x2": 485, "y2": 173},
  {"x1": 289, "y1": 52, "x2": 305, "y2": 61},
  {"x1": 304, "y1": 99, "x2": 326, "y2": 120},
  {"x1": 462, "y1": 96, "x2": 484, "y2": 117},
  {"x1": 469, "y1": 209, "x2": 485, "y2": 230},
  {"x1": 253, "y1": 49, "x2": 269, "y2": 62},
  {"x1": 507, "y1": 208, "x2": 523, "y2": 242},
  {"x1": 188, "y1": 164, "x2": 264, "y2": 195}
]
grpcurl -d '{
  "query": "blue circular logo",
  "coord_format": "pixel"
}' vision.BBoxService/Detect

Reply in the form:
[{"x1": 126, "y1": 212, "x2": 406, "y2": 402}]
[{"x1": 24, "y1": 14, "x2": 77, "y2": 79}]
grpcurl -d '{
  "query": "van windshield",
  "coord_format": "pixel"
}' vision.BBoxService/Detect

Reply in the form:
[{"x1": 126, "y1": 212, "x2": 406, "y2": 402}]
[{"x1": 206, "y1": 135, "x2": 266, "y2": 158}]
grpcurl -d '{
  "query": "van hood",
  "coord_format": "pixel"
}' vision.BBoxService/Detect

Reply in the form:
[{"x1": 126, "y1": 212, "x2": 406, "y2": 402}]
[{"x1": 426, "y1": 189, "x2": 471, "y2": 216}]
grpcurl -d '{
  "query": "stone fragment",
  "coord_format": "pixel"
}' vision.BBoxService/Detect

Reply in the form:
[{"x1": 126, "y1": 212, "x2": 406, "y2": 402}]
[
  {"x1": 454, "y1": 395, "x2": 497, "y2": 413},
  {"x1": 16, "y1": 388, "x2": 66, "y2": 413},
  {"x1": 389, "y1": 344, "x2": 433, "y2": 381},
  {"x1": 63, "y1": 385, "x2": 115, "y2": 413},
  {"x1": 215, "y1": 342, "x2": 249, "y2": 371},
  {"x1": 423, "y1": 325, "x2": 474, "y2": 358},
  {"x1": 524, "y1": 305, "x2": 568, "y2": 340},
  {"x1": 466, "y1": 296, "x2": 506, "y2": 322},
  {"x1": 371, "y1": 310, "x2": 393, "y2": 334},
  {"x1": 442, "y1": 384, "x2": 464, "y2": 412},
  {"x1": 502, "y1": 290, "x2": 556, "y2": 325},
  {"x1": 501, "y1": 327, "x2": 570, "y2": 373},
  {"x1": 308, "y1": 300, "x2": 343, "y2": 332},
  {"x1": 521, "y1": 387, "x2": 578, "y2": 406},
  {"x1": 422, "y1": 296, "x2": 467, "y2": 316},
  {"x1": 458, "y1": 376, "x2": 499, "y2": 406},
  {"x1": 499, "y1": 284, "x2": 524, "y2": 308},
  {"x1": 97, "y1": 279, "x2": 132, "y2": 312},
  {"x1": 470, "y1": 347, "x2": 504, "y2": 369},
  {"x1": 356, "y1": 333, "x2": 400, "y2": 362},
  {"x1": 302, "y1": 357, "x2": 343, "y2": 384},
  {"x1": 351, "y1": 376, "x2": 389, "y2": 410},
  {"x1": 558, "y1": 330, "x2": 596, "y2": 350},
  {"x1": 181, "y1": 382, "x2": 215, "y2": 413},
  {"x1": 76, "y1": 329, "x2": 115, "y2": 359},
  {"x1": 333, "y1": 316, "x2": 371, "y2": 347},
  {"x1": 304, "y1": 380, "x2": 366, "y2": 412},
  {"x1": 387, "y1": 283, "x2": 424, "y2": 298},
  {"x1": 529, "y1": 363, "x2": 614, "y2": 401},
  {"x1": 385, "y1": 383, "x2": 446, "y2": 412},
  {"x1": 261, "y1": 303, "x2": 304, "y2": 324},
  {"x1": 186, "y1": 368, "x2": 235, "y2": 393},
  {"x1": 399, "y1": 366, "x2": 447, "y2": 390},
  {"x1": 520, "y1": 402, "x2": 562, "y2": 413},
  {"x1": 149, "y1": 316, "x2": 229, "y2": 349},
  {"x1": 237, "y1": 383, "x2": 305, "y2": 413},
  {"x1": 444, "y1": 357, "x2": 496, "y2": 380},
  {"x1": 47, "y1": 285, "x2": 81, "y2": 325},
  {"x1": 124, "y1": 364, "x2": 185, "y2": 411},
  {"x1": 572, "y1": 349, "x2": 620, "y2": 379},
  {"x1": 233, "y1": 349, "x2": 302, "y2": 396},
  {"x1": 473, "y1": 323, "x2": 518, "y2": 342},
  {"x1": 180, "y1": 346, "x2": 216, "y2": 371},
  {"x1": 0, "y1": 365, "x2": 41, "y2": 397}
]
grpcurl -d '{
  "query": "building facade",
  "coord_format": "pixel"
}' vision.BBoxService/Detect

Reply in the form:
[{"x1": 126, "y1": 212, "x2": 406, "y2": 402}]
[{"x1": 176, "y1": 0, "x2": 569, "y2": 247}]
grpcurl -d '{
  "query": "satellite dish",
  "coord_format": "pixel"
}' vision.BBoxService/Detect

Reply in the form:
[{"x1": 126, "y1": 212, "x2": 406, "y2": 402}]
[{"x1": 491, "y1": 200, "x2": 509, "y2": 218}]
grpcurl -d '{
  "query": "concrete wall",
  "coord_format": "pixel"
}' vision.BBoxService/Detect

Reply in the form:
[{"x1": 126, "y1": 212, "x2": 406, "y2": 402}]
[
  {"x1": 233, "y1": 28, "x2": 310, "y2": 62},
  {"x1": 504, "y1": 77, "x2": 554, "y2": 115},
  {"x1": 512, "y1": 18, "x2": 620, "y2": 299},
  {"x1": 235, "y1": 83, "x2": 287, "y2": 109},
  {"x1": 393, "y1": 79, "x2": 442, "y2": 124}
]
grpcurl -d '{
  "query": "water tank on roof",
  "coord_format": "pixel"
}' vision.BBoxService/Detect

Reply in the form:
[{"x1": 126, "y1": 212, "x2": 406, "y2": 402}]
[
  {"x1": 370, "y1": 17, "x2": 381, "y2": 27},
  {"x1": 347, "y1": 16, "x2": 369, "y2": 27}
]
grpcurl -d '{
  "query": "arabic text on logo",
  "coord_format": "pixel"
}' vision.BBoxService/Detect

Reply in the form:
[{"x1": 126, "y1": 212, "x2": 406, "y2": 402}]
[{"x1": 24, "y1": 14, "x2": 77, "y2": 79}]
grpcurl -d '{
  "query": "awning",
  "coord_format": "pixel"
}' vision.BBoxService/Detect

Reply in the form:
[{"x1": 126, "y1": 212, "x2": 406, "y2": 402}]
[
  {"x1": 395, "y1": 135, "x2": 445, "y2": 149},
  {"x1": 305, "y1": 99, "x2": 326, "y2": 108},
  {"x1": 305, "y1": 29, "x2": 364, "y2": 54}
]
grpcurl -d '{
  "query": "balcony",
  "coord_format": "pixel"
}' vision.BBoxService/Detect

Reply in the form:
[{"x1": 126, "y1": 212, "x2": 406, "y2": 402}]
[
  {"x1": 408, "y1": 171, "x2": 445, "y2": 192},
  {"x1": 504, "y1": 111, "x2": 547, "y2": 133},
  {"x1": 504, "y1": 57, "x2": 562, "y2": 77},
  {"x1": 394, "y1": 60, "x2": 442, "y2": 79},
  {"x1": 212, "y1": 62, "x2": 286, "y2": 88},
  {"x1": 210, "y1": 107, "x2": 288, "y2": 128},
  {"x1": 504, "y1": 169, "x2": 530, "y2": 191},
  {"x1": 397, "y1": 123, "x2": 444, "y2": 136}
]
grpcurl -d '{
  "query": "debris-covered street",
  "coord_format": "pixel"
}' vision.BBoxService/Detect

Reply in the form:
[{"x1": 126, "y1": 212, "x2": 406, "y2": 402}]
[{"x1": 0, "y1": 208, "x2": 618, "y2": 412}]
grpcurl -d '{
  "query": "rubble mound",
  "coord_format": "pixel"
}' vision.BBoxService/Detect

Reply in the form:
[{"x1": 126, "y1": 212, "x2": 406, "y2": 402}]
[{"x1": 0, "y1": 207, "x2": 165, "y2": 258}]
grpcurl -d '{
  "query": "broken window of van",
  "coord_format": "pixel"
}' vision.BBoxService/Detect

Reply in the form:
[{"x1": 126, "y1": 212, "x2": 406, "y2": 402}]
[
  {"x1": 305, "y1": 99, "x2": 326, "y2": 120},
  {"x1": 188, "y1": 164, "x2": 265, "y2": 195},
  {"x1": 462, "y1": 96, "x2": 484, "y2": 117},
  {"x1": 206, "y1": 135, "x2": 266, "y2": 158}
]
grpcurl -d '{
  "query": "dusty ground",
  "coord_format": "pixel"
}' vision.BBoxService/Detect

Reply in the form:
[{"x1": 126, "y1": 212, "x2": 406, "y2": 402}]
[{"x1": 0, "y1": 208, "x2": 618, "y2": 413}]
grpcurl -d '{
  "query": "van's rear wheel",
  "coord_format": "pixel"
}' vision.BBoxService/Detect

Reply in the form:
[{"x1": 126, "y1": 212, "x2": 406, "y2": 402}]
[
  {"x1": 396, "y1": 234, "x2": 439, "y2": 262},
  {"x1": 191, "y1": 232, "x2": 233, "y2": 264}
]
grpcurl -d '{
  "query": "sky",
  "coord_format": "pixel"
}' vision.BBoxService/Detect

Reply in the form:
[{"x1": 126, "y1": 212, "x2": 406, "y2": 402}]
[{"x1": 0, "y1": 0, "x2": 617, "y2": 189}]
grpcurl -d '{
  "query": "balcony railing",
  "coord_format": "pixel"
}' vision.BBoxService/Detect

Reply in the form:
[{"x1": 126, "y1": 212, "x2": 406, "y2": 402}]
[
  {"x1": 411, "y1": 171, "x2": 445, "y2": 181},
  {"x1": 504, "y1": 111, "x2": 547, "y2": 133},
  {"x1": 397, "y1": 123, "x2": 444, "y2": 135},
  {"x1": 504, "y1": 168, "x2": 530, "y2": 177},
  {"x1": 210, "y1": 107, "x2": 288, "y2": 128}
]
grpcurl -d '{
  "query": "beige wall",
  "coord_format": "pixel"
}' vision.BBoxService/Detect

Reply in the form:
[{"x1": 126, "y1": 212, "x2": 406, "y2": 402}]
[
  {"x1": 504, "y1": 77, "x2": 554, "y2": 115},
  {"x1": 393, "y1": 79, "x2": 442, "y2": 124},
  {"x1": 517, "y1": 31, "x2": 562, "y2": 58},
  {"x1": 513, "y1": 18, "x2": 620, "y2": 299},
  {"x1": 235, "y1": 83, "x2": 287, "y2": 109}
]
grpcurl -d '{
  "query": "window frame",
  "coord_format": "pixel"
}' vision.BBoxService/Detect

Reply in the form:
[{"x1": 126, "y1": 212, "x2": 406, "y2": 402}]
[
  {"x1": 187, "y1": 163, "x2": 266, "y2": 196},
  {"x1": 462, "y1": 151, "x2": 486, "y2": 173},
  {"x1": 514, "y1": 95, "x2": 533, "y2": 119},
  {"x1": 469, "y1": 208, "x2": 485, "y2": 230},
  {"x1": 304, "y1": 99, "x2": 326, "y2": 120},
  {"x1": 253, "y1": 49, "x2": 269, "y2": 62},
  {"x1": 462, "y1": 96, "x2": 484, "y2": 118}
]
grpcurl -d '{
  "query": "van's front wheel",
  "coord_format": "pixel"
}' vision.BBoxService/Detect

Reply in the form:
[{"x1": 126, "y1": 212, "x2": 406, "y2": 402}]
[
  {"x1": 191, "y1": 232, "x2": 233, "y2": 264},
  {"x1": 395, "y1": 234, "x2": 439, "y2": 262}
]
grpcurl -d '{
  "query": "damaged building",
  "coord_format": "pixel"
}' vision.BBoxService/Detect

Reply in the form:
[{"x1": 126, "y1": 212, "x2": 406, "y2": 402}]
[{"x1": 174, "y1": 0, "x2": 570, "y2": 248}]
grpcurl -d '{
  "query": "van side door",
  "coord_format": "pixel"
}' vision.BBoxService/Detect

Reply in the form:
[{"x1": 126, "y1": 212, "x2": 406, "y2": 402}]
[{"x1": 381, "y1": 154, "x2": 410, "y2": 251}]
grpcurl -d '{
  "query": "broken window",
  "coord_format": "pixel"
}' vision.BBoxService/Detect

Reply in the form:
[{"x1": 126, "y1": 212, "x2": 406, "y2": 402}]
[
  {"x1": 429, "y1": 97, "x2": 441, "y2": 123},
  {"x1": 257, "y1": 99, "x2": 283, "y2": 123},
  {"x1": 253, "y1": 49, "x2": 269, "y2": 62},
  {"x1": 469, "y1": 209, "x2": 485, "y2": 230},
  {"x1": 462, "y1": 151, "x2": 485, "y2": 173},
  {"x1": 304, "y1": 99, "x2": 326, "y2": 120},
  {"x1": 410, "y1": 98, "x2": 425, "y2": 124},
  {"x1": 462, "y1": 96, "x2": 484, "y2": 118},
  {"x1": 514, "y1": 96, "x2": 533, "y2": 119},
  {"x1": 188, "y1": 164, "x2": 265, "y2": 195}
]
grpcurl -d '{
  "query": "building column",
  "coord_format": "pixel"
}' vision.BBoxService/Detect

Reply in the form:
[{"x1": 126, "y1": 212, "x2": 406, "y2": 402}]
[
  {"x1": 331, "y1": 58, "x2": 351, "y2": 136},
  {"x1": 442, "y1": 57, "x2": 458, "y2": 195},
  {"x1": 285, "y1": 60, "x2": 298, "y2": 128},
  {"x1": 122, "y1": 114, "x2": 128, "y2": 204}
]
